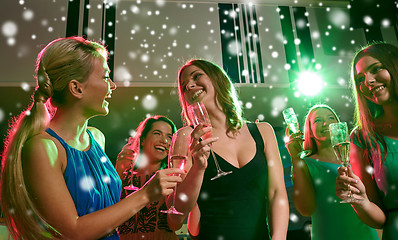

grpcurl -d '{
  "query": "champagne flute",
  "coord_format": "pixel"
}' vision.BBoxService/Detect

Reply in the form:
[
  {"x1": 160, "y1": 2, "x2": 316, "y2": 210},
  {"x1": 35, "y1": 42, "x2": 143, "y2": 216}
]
[
  {"x1": 187, "y1": 102, "x2": 232, "y2": 180},
  {"x1": 161, "y1": 131, "x2": 189, "y2": 215},
  {"x1": 282, "y1": 107, "x2": 311, "y2": 158},
  {"x1": 329, "y1": 122, "x2": 354, "y2": 203},
  {"x1": 121, "y1": 137, "x2": 140, "y2": 191}
]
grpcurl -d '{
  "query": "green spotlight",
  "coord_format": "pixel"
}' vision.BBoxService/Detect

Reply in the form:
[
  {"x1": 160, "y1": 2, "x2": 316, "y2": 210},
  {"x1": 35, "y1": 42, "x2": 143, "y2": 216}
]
[{"x1": 297, "y1": 71, "x2": 324, "y2": 97}]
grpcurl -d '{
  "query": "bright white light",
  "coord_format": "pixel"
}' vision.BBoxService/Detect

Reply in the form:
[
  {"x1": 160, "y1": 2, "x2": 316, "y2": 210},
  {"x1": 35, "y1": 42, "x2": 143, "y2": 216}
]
[
  {"x1": 382, "y1": 19, "x2": 391, "y2": 27},
  {"x1": 2, "y1": 21, "x2": 18, "y2": 37},
  {"x1": 142, "y1": 94, "x2": 158, "y2": 110},
  {"x1": 363, "y1": 16, "x2": 373, "y2": 26},
  {"x1": 297, "y1": 71, "x2": 324, "y2": 97},
  {"x1": 23, "y1": 9, "x2": 34, "y2": 21}
]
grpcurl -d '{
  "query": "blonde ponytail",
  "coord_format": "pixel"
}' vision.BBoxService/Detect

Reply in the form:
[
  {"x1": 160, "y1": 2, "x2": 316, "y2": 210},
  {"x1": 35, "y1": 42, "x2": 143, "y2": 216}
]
[{"x1": 1, "y1": 36, "x2": 107, "y2": 239}]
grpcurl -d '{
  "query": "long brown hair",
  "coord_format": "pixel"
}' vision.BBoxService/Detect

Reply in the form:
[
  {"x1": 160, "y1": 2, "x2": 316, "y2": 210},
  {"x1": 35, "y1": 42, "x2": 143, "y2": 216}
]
[
  {"x1": 0, "y1": 37, "x2": 107, "y2": 239},
  {"x1": 177, "y1": 59, "x2": 243, "y2": 133},
  {"x1": 351, "y1": 43, "x2": 398, "y2": 165}
]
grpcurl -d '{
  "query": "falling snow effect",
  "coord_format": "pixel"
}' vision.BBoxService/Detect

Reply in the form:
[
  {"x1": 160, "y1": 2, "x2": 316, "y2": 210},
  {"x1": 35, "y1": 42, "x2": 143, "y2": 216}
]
[
  {"x1": 1, "y1": 2, "x2": 397, "y2": 235},
  {"x1": 80, "y1": 176, "x2": 95, "y2": 192}
]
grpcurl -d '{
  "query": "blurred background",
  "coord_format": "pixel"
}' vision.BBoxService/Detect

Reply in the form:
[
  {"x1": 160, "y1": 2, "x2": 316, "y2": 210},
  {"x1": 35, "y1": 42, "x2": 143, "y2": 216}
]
[{"x1": 1, "y1": 0, "x2": 397, "y2": 238}]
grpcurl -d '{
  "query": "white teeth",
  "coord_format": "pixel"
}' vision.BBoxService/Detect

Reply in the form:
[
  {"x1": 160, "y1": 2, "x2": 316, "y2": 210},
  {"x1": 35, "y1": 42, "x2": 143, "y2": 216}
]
[
  {"x1": 192, "y1": 90, "x2": 203, "y2": 100},
  {"x1": 374, "y1": 86, "x2": 385, "y2": 93},
  {"x1": 155, "y1": 146, "x2": 165, "y2": 151}
]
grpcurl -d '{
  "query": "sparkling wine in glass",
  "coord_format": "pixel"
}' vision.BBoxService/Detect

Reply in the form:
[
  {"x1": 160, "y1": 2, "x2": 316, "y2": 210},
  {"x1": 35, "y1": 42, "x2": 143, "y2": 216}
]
[
  {"x1": 282, "y1": 107, "x2": 311, "y2": 159},
  {"x1": 329, "y1": 122, "x2": 354, "y2": 203},
  {"x1": 161, "y1": 132, "x2": 189, "y2": 215},
  {"x1": 122, "y1": 137, "x2": 140, "y2": 191},
  {"x1": 187, "y1": 102, "x2": 232, "y2": 180}
]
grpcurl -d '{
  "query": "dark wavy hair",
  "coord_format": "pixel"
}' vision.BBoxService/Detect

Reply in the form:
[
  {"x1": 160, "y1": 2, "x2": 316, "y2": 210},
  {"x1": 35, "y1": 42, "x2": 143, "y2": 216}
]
[{"x1": 129, "y1": 115, "x2": 176, "y2": 169}]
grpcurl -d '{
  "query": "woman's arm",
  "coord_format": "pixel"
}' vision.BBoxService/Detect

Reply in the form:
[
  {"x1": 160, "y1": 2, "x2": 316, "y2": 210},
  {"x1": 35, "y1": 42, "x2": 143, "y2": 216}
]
[
  {"x1": 22, "y1": 134, "x2": 183, "y2": 240},
  {"x1": 258, "y1": 122, "x2": 289, "y2": 240},
  {"x1": 187, "y1": 204, "x2": 201, "y2": 239},
  {"x1": 167, "y1": 125, "x2": 216, "y2": 230},
  {"x1": 284, "y1": 130, "x2": 316, "y2": 216},
  {"x1": 336, "y1": 142, "x2": 386, "y2": 228}
]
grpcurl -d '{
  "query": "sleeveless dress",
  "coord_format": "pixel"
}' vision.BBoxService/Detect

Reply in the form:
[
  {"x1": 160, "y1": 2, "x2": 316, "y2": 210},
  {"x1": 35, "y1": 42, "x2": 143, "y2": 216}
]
[
  {"x1": 46, "y1": 128, "x2": 122, "y2": 240},
  {"x1": 117, "y1": 164, "x2": 178, "y2": 240},
  {"x1": 304, "y1": 158, "x2": 379, "y2": 240},
  {"x1": 196, "y1": 123, "x2": 270, "y2": 240},
  {"x1": 352, "y1": 131, "x2": 398, "y2": 240}
]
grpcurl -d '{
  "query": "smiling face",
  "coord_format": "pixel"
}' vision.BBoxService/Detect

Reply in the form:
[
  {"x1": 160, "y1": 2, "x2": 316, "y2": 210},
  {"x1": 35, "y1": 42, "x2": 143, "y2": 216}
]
[
  {"x1": 179, "y1": 65, "x2": 216, "y2": 105},
  {"x1": 308, "y1": 108, "x2": 339, "y2": 143},
  {"x1": 82, "y1": 57, "x2": 116, "y2": 116},
  {"x1": 141, "y1": 121, "x2": 173, "y2": 163},
  {"x1": 355, "y1": 56, "x2": 393, "y2": 105}
]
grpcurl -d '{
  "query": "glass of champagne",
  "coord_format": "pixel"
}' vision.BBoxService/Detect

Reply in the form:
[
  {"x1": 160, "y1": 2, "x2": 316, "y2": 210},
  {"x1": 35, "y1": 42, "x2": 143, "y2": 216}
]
[
  {"x1": 161, "y1": 131, "x2": 189, "y2": 215},
  {"x1": 122, "y1": 137, "x2": 140, "y2": 191},
  {"x1": 187, "y1": 101, "x2": 232, "y2": 180},
  {"x1": 282, "y1": 107, "x2": 311, "y2": 158},
  {"x1": 329, "y1": 122, "x2": 354, "y2": 203}
]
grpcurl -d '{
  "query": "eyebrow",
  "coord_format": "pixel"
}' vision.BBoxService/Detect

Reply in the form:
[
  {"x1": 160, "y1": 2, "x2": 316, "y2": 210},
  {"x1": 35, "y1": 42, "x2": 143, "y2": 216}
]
[
  {"x1": 357, "y1": 61, "x2": 381, "y2": 75},
  {"x1": 190, "y1": 70, "x2": 201, "y2": 76}
]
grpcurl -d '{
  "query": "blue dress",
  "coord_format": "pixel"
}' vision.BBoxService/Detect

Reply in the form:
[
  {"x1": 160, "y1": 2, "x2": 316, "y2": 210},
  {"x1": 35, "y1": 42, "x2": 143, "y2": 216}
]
[
  {"x1": 305, "y1": 158, "x2": 379, "y2": 240},
  {"x1": 196, "y1": 123, "x2": 270, "y2": 239},
  {"x1": 46, "y1": 128, "x2": 122, "y2": 240},
  {"x1": 352, "y1": 131, "x2": 398, "y2": 240}
]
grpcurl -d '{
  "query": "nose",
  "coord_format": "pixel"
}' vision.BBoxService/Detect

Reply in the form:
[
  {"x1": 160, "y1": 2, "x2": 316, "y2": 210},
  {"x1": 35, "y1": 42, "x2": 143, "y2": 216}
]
[
  {"x1": 160, "y1": 135, "x2": 169, "y2": 144},
  {"x1": 110, "y1": 79, "x2": 117, "y2": 90},
  {"x1": 364, "y1": 72, "x2": 376, "y2": 87},
  {"x1": 186, "y1": 80, "x2": 196, "y2": 91}
]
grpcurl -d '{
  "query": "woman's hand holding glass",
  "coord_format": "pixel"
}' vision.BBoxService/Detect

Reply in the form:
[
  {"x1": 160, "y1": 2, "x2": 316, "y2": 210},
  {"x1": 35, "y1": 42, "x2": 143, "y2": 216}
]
[
  {"x1": 282, "y1": 108, "x2": 311, "y2": 159},
  {"x1": 188, "y1": 123, "x2": 218, "y2": 170},
  {"x1": 336, "y1": 165, "x2": 367, "y2": 203},
  {"x1": 141, "y1": 168, "x2": 185, "y2": 204},
  {"x1": 187, "y1": 102, "x2": 231, "y2": 180},
  {"x1": 284, "y1": 129, "x2": 305, "y2": 161}
]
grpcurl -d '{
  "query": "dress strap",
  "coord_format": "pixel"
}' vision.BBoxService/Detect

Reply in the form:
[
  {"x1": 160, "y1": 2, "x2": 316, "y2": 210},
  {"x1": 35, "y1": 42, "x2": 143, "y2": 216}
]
[
  {"x1": 45, "y1": 128, "x2": 69, "y2": 149},
  {"x1": 246, "y1": 122, "x2": 265, "y2": 150}
]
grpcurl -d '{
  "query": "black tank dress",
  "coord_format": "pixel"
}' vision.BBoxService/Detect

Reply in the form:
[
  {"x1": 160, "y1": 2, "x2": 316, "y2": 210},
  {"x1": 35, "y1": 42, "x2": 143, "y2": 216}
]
[{"x1": 196, "y1": 123, "x2": 270, "y2": 240}]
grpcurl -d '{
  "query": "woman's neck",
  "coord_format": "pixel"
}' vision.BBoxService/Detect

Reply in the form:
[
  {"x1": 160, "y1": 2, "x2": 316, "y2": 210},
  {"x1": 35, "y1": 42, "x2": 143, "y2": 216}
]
[
  {"x1": 380, "y1": 101, "x2": 398, "y2": 123},
  {"x1": 48, "y1": 107, "x2": 89, "y2": 141},
  {"x1": 312, "y1": 141, "x2": 339, "y2": 163}
]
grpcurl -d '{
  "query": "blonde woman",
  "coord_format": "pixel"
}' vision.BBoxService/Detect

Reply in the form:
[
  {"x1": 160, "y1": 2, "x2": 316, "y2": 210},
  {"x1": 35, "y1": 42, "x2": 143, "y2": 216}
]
[{"x1": 0, "y1": 37, "x2": 183, "y2": 239}]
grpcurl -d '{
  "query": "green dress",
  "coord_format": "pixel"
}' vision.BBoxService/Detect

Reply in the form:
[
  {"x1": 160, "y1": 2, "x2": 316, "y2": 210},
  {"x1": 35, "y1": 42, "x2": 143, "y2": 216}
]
[
  {"x1": 352, "y1": 131, "x2": 398, "y2": 240},
  {"x1": 304, "y1": 157, "x2": 379, "y2": 240}
]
